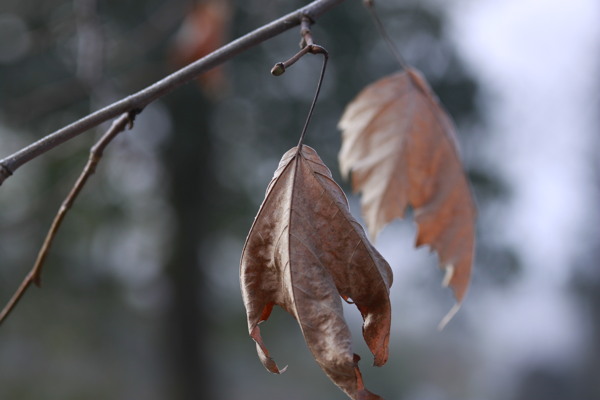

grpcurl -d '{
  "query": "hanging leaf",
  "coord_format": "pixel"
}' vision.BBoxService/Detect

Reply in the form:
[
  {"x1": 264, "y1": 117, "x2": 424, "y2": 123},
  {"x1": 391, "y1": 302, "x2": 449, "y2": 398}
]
[
  {"x1": 241, "y1": 145, "x2": 392, "y2": 400},
  {"x1": 338, "y1": 67, "x2": 476, "y2": 305}
]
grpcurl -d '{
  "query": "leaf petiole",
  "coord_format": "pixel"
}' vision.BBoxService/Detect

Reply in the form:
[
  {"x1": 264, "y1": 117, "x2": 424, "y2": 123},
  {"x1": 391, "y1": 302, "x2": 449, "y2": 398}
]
[
  {"x1": 363, "y1": 0, "x2": 409, "y2": 70},
  {"x1": 270, "y1": 17, "x2": 329, "y2": 149},
  {"x1": 296, "y1": 46, "x2": 328, "y2": 149}
]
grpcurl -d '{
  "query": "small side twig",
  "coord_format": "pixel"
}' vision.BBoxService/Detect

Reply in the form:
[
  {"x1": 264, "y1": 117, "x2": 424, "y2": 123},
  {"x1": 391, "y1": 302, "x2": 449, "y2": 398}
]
[
  {"x1": 270, "y1": 45, "x2": 313, "y2": 76},
  {"x1": 0, "y1": 111, "x2": 136, "y2": 326},
  {"x1": 269, "y1": 16, "x2": 329, "y2": 149},
  {"x1": 271, "y1": 15, "x2": 321, "y2": 76},
  {"x1": 300, "y1": 15, "x2": 315, "y2": 47}
]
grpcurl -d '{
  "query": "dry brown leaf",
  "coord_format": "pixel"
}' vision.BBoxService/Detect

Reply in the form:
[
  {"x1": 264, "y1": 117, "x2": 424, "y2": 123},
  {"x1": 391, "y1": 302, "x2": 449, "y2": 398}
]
[
  {"x1": 338, "y1": 68, "x2": 476, "y2": 305},
  {"x1": 170, "y1": 0, "x2": 231, "y2": 94},
  {"x1": 240, "y1": 145, "x2": 392, "y2": 400}
]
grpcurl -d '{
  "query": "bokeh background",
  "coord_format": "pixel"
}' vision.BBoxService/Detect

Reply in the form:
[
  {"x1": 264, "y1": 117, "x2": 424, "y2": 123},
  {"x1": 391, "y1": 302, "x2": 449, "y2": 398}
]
[{"x1": 1, "y1": 0, "x2": 598, "y2": 399}]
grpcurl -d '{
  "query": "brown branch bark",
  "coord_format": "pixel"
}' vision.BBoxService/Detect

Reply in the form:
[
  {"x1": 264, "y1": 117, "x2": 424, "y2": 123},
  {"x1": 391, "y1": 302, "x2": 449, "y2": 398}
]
[{"x1": 0, "y1": 0, "x2": 347, "y2": 186}]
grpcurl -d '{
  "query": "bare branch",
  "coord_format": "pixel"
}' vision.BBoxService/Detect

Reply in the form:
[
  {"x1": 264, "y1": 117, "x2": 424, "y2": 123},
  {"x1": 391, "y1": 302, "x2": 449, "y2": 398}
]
[
  {"x1": 0, "y1": 0, "x2": 347, "y2": 185},
  {"x1": 0, "y1": 112, "x2": 135, "y2": 326}
]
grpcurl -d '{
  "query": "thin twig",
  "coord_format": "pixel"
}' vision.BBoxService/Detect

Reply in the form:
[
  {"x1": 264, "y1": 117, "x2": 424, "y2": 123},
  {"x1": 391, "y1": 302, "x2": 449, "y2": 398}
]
[
  {"x1": 270, "y1": 15, "x2": 324, "y2": 76},
  {"x1": 269, "y1": 17, "x2": 329, "y2": 148},
  {"x1": 0, "y1": 0, "x2": 347, "y2": 186},
  {"x1": 0, "y1": 112, "x2": 136, "y2": 326},
  {"x1": 270, "y1": 46, "x2": 312, "y2": 76}
]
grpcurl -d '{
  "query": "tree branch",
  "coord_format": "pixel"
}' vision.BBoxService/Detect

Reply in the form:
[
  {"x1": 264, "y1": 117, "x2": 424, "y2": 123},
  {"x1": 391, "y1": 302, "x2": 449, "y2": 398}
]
[
  {"x1": 0, "y1": 112, "x2": 135, "y2": 325},
  {"x1": 0, "y1": 0, "x2": 347, "y2": 186}
]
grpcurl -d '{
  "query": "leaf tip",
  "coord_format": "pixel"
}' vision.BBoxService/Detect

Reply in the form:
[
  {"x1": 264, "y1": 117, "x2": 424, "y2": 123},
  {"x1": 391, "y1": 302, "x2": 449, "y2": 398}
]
[
  {"x1": 437, "y1": 302, "x2": 461, "y2": 331},
  {"x1": 353, "y1": 354, "x2": 385, "y2": 400},
  {"x1": 441, "y1": 264, "x2": 454, "y2": 288},
  {"x1": 250, "y1": 325, "x2": 286, "y2": 374}
]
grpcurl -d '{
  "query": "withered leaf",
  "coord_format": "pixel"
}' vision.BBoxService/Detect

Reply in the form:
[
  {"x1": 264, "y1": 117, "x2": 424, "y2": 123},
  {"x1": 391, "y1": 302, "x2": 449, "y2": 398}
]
[
  {"x1": 240, "y1": 145, "x2": 392, "y2": 400},
  {"x1": 170, "y1": 0, "x2": 231, "y2": 93},
  {"x1": 338, "y1": 68, "x2": 476, "y2": 305}
]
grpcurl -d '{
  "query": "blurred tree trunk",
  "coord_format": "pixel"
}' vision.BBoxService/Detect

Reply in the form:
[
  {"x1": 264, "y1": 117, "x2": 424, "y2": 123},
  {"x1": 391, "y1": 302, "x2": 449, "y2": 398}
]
[{"x1": 161, "y1": 85, "x2": 217, "y2": 400}]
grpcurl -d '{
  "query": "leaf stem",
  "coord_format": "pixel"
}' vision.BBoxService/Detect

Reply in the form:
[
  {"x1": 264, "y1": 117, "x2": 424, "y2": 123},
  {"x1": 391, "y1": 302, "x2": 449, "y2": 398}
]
[
  {"x1": 296, "y1": 45, "x2": 328, "y2": 149},
  {"x1": 270, "y1": 16, "x2": 329, "y2": 149},
  {"x1": 363, "y1": 0, "x2": 409, "y2": 70}
]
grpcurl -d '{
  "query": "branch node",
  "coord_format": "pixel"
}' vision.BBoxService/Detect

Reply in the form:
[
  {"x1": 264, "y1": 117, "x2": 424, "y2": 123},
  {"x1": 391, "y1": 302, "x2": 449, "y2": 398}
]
[
  {"x1": 300, "y1": 15, "x2": 315, "y2": 48},
  {"x1": 0, "y1": 163, "x2": 13, "y2": 186},
  {"x1": 33, "y1": 271, "x2": 42, "y2": 288},
  {"x1": 127, "y1": 108, "x2": 143, "y2": 129},
  {"x1": 271, "y1": 20, "x2": 328, "y2": 77},
  {"x1": 308, "y1": 44, "x2": 328, "y2": 56}
]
